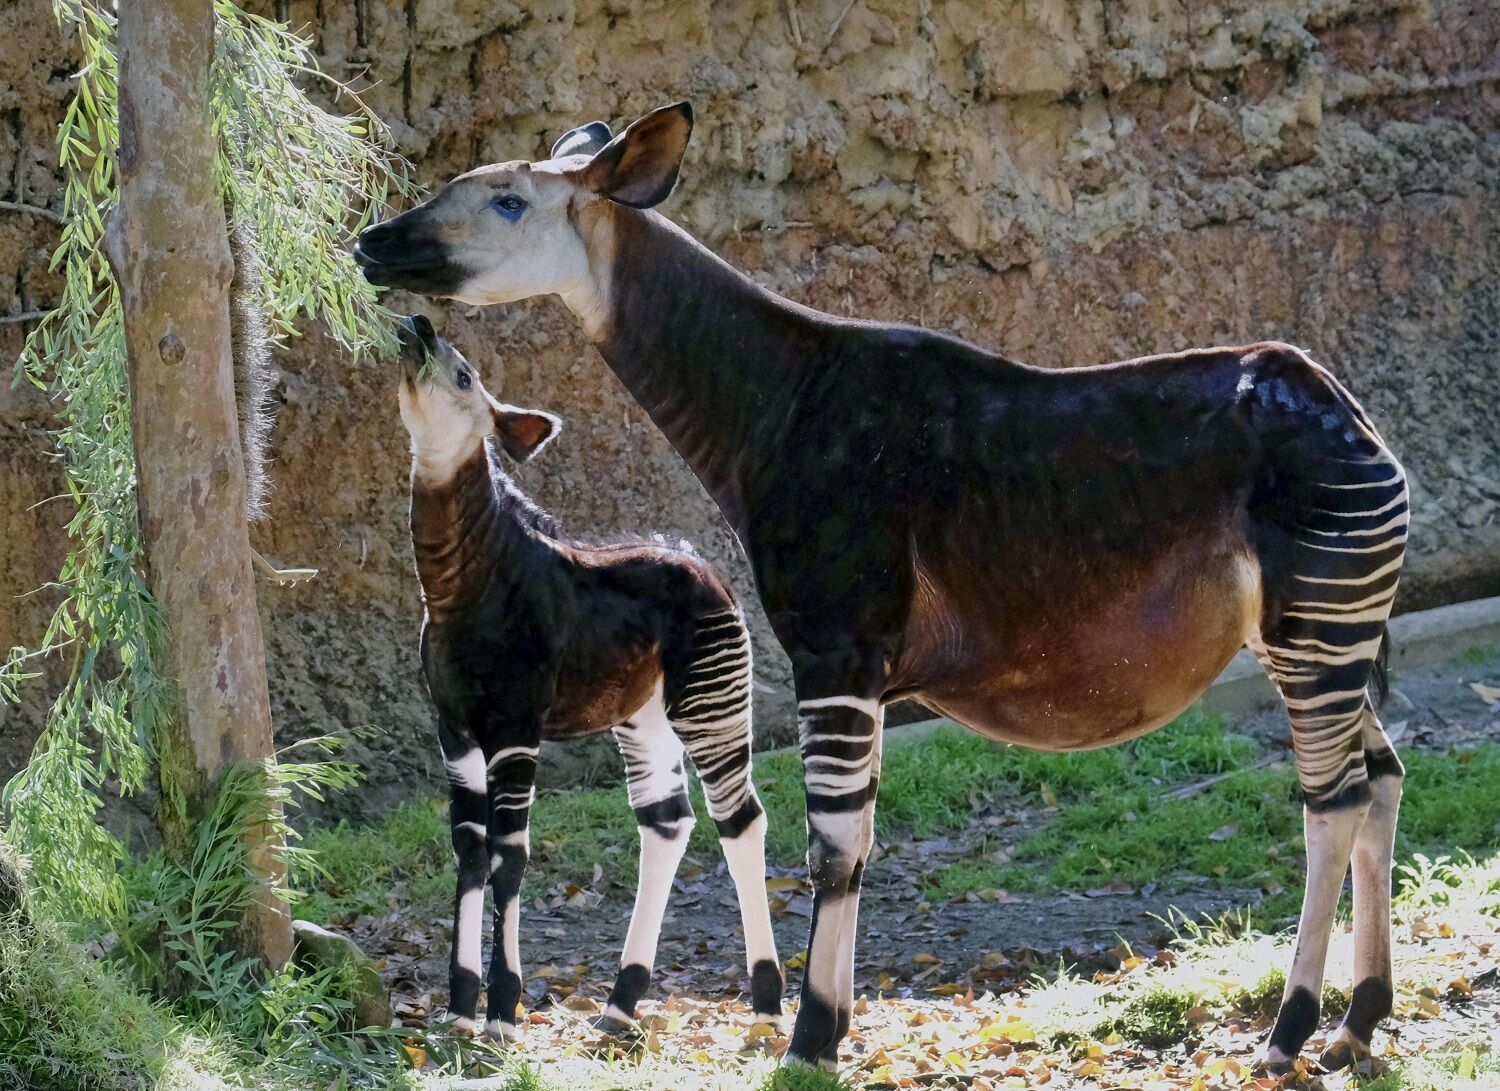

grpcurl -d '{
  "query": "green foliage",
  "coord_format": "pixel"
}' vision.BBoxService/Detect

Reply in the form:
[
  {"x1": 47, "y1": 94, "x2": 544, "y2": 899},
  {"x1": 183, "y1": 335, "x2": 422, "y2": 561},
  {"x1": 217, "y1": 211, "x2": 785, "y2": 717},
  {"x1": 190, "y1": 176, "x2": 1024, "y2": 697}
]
[
  {"x1": 293, "y1": 799, "x2": 454, "y2": 923},
  {"x1": 114, "y1": 746, "x2": 356, "y2": 1025},
  {"x1": 760, "y1": 1064, "x2": 860, "y2": 1091},
  {"x1": 1, "y1": 903, "x2": 174, "y2": 1090},
  {"x1": 2, "y1": 0, "x2": 410, "y2": 920},
  {"x1": 1398, "y1": 747, "x2": 1500, "y2": 852},
  {"x1": 1, "y1": 0, "x2": 155, "y2": 921},
  {"x1": 1108, "y1": 985, "x2": 1197, "y2": 1049},
  {"x1": 1456, "y1": 645, "x2": 1494, "y2": 667}
]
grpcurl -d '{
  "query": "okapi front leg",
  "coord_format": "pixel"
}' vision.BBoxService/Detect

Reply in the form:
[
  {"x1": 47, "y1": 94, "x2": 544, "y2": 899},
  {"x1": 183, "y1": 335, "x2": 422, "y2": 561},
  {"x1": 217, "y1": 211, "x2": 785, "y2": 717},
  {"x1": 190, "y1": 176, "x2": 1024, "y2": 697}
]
[
  {"x1": 600, "y1": 687, "x2": 695, "y2": 1035},
  {"x1": 483, "y1": 741, "x2": 540, "y2": 1042},
  {"x1": 788, "y1": 687, "x2": 883, "y2": 1069},
  {"x1": 441, "y1": 731, "x2": 490, "y2": 1033}
]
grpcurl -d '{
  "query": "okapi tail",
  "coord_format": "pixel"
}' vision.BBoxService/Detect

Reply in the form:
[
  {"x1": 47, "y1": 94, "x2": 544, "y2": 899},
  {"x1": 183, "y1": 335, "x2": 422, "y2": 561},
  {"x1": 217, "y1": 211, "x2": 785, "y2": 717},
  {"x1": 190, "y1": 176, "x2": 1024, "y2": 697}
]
[
  {"x1": 1370, "y1": 624, "x2": 1391, "y2": 709},
  {"x1": 228, "y1": 218, "x2": 276, "y2": 523}
]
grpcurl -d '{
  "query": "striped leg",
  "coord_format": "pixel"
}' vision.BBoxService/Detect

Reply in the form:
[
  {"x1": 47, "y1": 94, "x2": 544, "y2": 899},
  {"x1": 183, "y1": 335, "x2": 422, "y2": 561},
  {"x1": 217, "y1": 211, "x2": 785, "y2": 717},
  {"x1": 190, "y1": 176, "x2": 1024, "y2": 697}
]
[
  {"x1": 668, "y1": 607, "x2": 783, "y2": 1021},
  {"x1": 440, "y1": 730, "x2": 490, "y2": 1033},
  {"x1": 787, "y1": 678, "x2": 883, "y2": 1069},
  {"x1": 599, "y1": 684, "x2": 695, "y2": 1034},
  {"x1": 1254, "y1": 450, "x2": 1407, "y2": 1070},
  {"x1": 1322, "y1": 711, "x2": 1403, "y2": 1072},
  {"x1": 482, "y1": 742, "x2": 539, "y2": 1042}
]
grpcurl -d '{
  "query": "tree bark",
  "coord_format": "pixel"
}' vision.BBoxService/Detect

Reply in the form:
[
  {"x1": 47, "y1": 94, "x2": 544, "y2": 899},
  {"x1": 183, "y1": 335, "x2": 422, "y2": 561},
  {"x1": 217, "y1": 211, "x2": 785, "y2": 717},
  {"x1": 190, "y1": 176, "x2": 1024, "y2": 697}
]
[{"x1": 107, "y1": 0, "x2": 291, "y2": 972}]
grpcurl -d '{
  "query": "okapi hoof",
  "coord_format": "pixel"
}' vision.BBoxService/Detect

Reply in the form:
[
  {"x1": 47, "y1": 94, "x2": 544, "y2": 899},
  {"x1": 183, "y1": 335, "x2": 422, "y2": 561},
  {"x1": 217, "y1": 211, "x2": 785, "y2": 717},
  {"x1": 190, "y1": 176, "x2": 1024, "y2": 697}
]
[
  {"x1": 592, "y1": 1008, "x2": 643, "y2": 1041},
  {"x1": 1319, "y1": 1036, "x2": 1377, "y2": 1076},
  {"x1": 444, "y1": 1014, "x2": 479, "y2": 1038},
  {"x1": 1250, "y1": 1050, "x2": 1299, "y2": 1079},
  {"x1": 482, "y1": 1017, "x2": 524, "y2": 1045}
]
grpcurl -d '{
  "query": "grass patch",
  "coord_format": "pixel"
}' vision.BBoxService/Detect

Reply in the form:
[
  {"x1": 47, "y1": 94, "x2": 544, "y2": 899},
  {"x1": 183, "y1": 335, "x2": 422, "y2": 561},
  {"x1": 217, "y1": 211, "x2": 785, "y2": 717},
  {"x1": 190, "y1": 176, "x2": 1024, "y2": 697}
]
[
  {"x1": 948, "y1": 743, "x2": 1500, "y2": 907},
  {"x1": 1456, "y1": 645, "x2": 1496, "y2": 668},
  {"x1": 0, "y1": 896, "x2": 179, "y2": 1090},
  {"x1": 993, "y1": 765, "x2": 1304, "y2": 895},
  {"x1": 1109, "y1": 984, "x2": 1197, "y2": 1049},
  {"x1": 1023, "y1": 852, "x2": 1500, "y2": 1051}
]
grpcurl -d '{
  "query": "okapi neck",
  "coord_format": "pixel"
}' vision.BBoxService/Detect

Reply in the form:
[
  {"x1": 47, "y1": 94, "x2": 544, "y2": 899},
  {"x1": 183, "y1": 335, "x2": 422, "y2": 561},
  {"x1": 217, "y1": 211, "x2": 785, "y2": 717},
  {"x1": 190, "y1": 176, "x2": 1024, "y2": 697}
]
[
  {"x1": 590, "y1": 208, "x2": 819, "y2": 531},
  {"x1": 408, "y1": 444, "x2": 545, "y2": 617}
]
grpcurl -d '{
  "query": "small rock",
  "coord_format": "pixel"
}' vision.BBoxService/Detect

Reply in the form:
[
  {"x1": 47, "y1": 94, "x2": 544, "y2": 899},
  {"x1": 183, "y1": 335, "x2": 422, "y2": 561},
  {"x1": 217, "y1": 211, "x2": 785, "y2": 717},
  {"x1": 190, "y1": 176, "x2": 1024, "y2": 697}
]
[{"x1": 291, "y1": 919, "x2": 393, "y2": 1029}]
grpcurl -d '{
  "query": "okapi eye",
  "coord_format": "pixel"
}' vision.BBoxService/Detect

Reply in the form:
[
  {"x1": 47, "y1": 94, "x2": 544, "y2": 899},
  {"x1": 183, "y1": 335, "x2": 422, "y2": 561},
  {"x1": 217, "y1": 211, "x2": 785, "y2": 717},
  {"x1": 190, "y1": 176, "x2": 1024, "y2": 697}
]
[
  {"x1": 491, "y1": 193, "x2": 527, "y2": 221},
  {"x1": 455, "y1": 370, "x2": 472, "y2": 391}
]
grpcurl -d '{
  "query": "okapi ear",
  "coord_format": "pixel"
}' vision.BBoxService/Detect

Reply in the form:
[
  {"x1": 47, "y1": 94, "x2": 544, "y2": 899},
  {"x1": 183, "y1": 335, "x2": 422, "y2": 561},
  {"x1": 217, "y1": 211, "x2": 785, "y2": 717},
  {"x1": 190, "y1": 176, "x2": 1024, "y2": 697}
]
[
  {"x1": 492, "y1": 404, "x2": 561, "y2": 462},
  {"x1": 552, "y1": 120, "x2": 613, "y2": 159},
  {"x1": 575, "y1": 102, "x2": 693, "y2": 209}
]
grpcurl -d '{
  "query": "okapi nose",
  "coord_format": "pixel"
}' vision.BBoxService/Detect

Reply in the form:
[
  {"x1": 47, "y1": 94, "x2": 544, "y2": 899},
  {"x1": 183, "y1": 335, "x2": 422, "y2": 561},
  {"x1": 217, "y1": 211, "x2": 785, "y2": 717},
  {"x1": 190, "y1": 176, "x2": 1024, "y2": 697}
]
[
  {"x1": 397, "y1": 313, "x2": 438, "y2": 357},
  {"x1": 354, "y1": 219, "x2": 396, "y2": 265}
]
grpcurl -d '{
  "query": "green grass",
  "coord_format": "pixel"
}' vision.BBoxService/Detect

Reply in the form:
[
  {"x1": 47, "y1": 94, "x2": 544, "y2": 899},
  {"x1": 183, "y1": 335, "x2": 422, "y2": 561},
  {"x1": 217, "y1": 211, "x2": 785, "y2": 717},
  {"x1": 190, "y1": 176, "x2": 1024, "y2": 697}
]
[
  {"x1": 1456, "y1": 645, "x2": 1496, "y2": 668},
  {"x1": 0, "y1": 900, "x2": 178, "y2": 1090},
  {"x1": 967, "y1": 744, "x2": 1500, "y2": 911}
]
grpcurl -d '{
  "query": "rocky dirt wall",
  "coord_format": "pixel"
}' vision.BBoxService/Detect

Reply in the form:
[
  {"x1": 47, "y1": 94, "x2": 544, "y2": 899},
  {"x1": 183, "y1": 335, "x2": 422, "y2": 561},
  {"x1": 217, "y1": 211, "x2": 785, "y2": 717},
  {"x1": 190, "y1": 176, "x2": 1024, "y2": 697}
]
[{"x1": 3, "y1": 0, "x2": 1498, "y2": 812}]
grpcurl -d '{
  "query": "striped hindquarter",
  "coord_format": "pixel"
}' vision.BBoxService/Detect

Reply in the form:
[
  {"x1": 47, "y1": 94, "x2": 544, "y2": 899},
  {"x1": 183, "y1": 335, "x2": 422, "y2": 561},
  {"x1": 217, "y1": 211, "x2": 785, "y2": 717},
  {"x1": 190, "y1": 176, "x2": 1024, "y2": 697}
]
[
  {"x1": 600, "y1": 606, "x2": 782, "y2": 1031},
  {"x1": 1253, "y1": 440, "x2": 1409, "y2": 1072}
]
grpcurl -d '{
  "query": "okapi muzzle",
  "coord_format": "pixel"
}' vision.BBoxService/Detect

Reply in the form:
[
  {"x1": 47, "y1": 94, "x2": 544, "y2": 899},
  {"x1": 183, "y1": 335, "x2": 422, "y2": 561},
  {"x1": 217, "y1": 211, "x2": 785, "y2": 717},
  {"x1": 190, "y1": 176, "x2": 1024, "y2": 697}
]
[{"x1": 355, "y1": 206, "x2": 472, "y2": 296}]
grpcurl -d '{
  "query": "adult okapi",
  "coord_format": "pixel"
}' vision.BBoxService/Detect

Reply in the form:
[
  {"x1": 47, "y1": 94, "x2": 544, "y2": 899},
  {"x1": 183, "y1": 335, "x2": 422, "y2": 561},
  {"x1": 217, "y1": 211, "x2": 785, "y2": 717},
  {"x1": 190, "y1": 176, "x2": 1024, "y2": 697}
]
[{"x1": 356, "y1": 104, "x2": 1409, "y2": 1073}]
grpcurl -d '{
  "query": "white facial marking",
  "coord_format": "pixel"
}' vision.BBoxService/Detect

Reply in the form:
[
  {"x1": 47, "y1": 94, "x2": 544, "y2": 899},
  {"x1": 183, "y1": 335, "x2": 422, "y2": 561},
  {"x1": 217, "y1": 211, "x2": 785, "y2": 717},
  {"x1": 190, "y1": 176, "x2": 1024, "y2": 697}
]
[
  {"x1": 439, "y1": 161, "x2": 602, "y2": 315},
  {"x1": 399, "y1": 332, "x2": 500, "y2": 484}
]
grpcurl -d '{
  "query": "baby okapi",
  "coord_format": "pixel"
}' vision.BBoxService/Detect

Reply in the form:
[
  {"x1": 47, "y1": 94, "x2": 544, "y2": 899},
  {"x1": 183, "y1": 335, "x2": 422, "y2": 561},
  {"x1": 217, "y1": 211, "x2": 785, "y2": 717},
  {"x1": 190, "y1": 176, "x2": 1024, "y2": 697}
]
[
  {"x1": 393, "y1": 315, "x2": 782, "y2": 1039},
  {"x1": 360, "y1": 106, "x2": 1408, "y2": 1073}
]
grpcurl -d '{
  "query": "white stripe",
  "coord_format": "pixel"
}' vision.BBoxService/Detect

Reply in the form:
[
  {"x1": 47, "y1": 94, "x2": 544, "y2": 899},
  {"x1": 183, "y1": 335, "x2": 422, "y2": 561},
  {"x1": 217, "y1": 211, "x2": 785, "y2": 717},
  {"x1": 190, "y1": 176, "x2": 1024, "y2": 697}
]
[
  {"x1": 1309, "y1": 492, "x2": 1409, "y2": 519},
  {"x1": 456, "y1": 887, "x2": 484, "y2": 976},
  {"x1": 1318, "y1": 473, "x2": 1404, "y2": 490},
  {"x1": 799, "y1": 695, "x2": 881, "y2": 716},
  {"x1": 1284, "y1": 605, "x2": 1397, "y2": 624},
  {"x1": 1290, "y1": 586, "x2": 1396, "y2": 612},
  {"x1": 487, "y1": 745, "x2": 539, "y2": 771},
  {"x1": 1303, "y1": 513, "x2": 1409, "y2": 539},
  {"x1": 1294, "y1": 555, "x2": 1405, "y2": 585},
  {"x1": 446, "y1": 748, "x2": 487, "y2": 792}
]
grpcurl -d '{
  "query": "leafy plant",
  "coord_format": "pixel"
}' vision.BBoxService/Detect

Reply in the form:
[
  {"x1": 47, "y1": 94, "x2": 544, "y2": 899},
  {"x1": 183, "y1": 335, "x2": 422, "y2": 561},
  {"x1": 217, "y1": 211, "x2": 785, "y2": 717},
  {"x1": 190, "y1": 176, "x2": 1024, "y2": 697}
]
[{"x1": 2, "y1": 0, "x2": 412, "y2": 920}]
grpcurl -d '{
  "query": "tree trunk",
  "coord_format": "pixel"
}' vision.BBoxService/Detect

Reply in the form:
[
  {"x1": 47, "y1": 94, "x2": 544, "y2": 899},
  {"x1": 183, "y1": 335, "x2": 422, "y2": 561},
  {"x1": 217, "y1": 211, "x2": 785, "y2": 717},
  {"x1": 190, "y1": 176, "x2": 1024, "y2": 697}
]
[{"x1": 106, "y1": 0, "x2": 292, "y2": 972}]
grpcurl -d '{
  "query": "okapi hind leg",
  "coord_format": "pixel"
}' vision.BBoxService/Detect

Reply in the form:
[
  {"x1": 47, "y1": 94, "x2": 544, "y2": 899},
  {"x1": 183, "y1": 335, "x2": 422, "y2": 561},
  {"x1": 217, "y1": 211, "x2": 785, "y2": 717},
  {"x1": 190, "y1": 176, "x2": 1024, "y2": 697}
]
[
  {"x1": 599, "y1": 686, "x2": 696, "y2": 1035},
  {"x1": 1250, "y1": 430, "x2": 1407, "y2": 1072},
  {"x1": 668, "y1": 606, "x2": 783, "y2": 1023},
  {"x1": 1320, "y1": 709, "x2": 1403, "y2": 1073}
]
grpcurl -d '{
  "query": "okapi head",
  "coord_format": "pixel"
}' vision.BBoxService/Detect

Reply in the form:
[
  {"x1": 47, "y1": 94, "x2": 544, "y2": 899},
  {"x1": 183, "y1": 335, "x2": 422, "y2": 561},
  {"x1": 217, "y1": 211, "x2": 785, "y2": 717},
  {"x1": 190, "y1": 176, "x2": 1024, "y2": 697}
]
[
  {"x1": 396, "y1": 314, "x2": 560, "y2": 479},
  {"x1": 355, "y1": 103, "x2": 693, "y2": 325}
]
